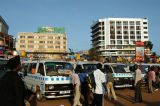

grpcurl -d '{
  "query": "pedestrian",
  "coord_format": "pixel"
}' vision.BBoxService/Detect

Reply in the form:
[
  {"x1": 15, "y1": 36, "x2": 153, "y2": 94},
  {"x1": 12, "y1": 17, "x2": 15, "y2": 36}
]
[
  {"x1": 147, "y1": 66, "x2": 153, "y2": 93},
  {"x1": 78, "y1": 67, "x2": 90, "y2": 106},
  {"x1": 106, "y1": 68, "x2": 117, "y2": 101},
  {"x1": 152, "y1": 66, "x2": 159, "y2": 91},
  {"x1": 134, "y1": 64, "x2": 142, "y2": 104},
  {"x1": 0, "y1": 56, "x2": 27, "y2": 106},
  {"x1": 71, "y1": 68, "x2": 82, "y2": 106},
  {"x1": 91, "y1": 63, "x2": 106, "y2": 106}
]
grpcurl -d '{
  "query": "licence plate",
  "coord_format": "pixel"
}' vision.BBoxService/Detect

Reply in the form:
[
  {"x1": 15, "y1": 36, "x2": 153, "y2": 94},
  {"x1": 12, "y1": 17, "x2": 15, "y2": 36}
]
[{"x1": 60, "y1": 90, "x2": 70, "y2": 94}]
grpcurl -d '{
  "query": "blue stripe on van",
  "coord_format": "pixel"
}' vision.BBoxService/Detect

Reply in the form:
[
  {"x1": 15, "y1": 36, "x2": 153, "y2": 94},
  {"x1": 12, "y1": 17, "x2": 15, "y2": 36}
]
[
  {"x1": 51, "y1": 78, "x2": 54, "y2": 81},
  {"x1": 46, "y1": 78, "x2": 48, "y2": 81},
  {"x1": 56, "y1": 78, "x2": 59, "y2": 81},
  {"x1": 61, "y1": 77, "x2": 64, "y2": 81},
  {"x1": 66, "y1": 77, "x2": 69, "y2": 80}
]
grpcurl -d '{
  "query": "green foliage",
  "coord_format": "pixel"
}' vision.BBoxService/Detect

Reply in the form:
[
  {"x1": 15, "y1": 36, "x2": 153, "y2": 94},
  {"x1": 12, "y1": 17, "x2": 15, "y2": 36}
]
[
  {"x1": 88, "y1": 48, "x2": 101, "y2": 61},
  {"x1": 144, "y1": 41, "x2": 153, "y2": 50}
]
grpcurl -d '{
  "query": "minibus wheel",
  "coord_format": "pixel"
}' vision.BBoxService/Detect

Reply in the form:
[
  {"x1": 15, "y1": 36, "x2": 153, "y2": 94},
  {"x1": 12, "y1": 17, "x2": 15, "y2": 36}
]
[{"x1": 36, "y1": 90, "x2": 43, "y2": 101}]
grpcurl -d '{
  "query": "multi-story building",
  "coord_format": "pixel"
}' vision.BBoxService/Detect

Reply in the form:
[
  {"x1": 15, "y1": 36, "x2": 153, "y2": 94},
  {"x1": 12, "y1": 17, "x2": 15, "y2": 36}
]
[
  {"x1": 0, "y1": 16, "x2": 9, "y2": 34},
  {"x1": 91, "y1": 18, "x2": 149, "y2": 61},
  {"x1": 0, "y1": 16, "x2": 14, "y2": 58},
  {"x1": 17, "y1": 27, "x2": 67, "y2": 59}
]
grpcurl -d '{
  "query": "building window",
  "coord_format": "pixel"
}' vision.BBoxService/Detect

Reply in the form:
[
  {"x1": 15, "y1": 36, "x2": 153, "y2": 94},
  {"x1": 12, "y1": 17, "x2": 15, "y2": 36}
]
[
  {"x1": 110, "y1": 40, "x2": 115, "y2": 44},
  {"x1": 136, "y1": 26, "x2": 141, "y2": 30},
  {"x1": 137, "y1": 36, "x2": 141, "y2": 39},
  {"x1": 47, "y1": 41, "x2": 53, "y2": 43},
  {"x1": 136, "y1": 31, "x2": 141, "y2": 34},
  {"x1": 28, "y1": 45, "x2": 34, "y2": 48},
  {"x1": 117, "y1": 31, "x2": 121, "y2": 34},
  {"x1": 130, "y1": 31, "x2": 135, "y2": 34},
  {"x1": 20, "y1": 40, "x2": 25, "y2": 43},
  {"x1": 130, "y1": 26, "x2": 134, "y2": 30},
  {"x1": 110, "y1": 21, "x2": 115, "y2": 24},
  {"x1": 63, "y1": 37, "x2": 66, "y2": 40},
  {"x1": 56, "y1": 46, "x2": 60, "y2": 48},
  {"x1": 39, "y1": 45, "x2": 44, "y2": 48},
  {"x1": 63, "y1": 46, "x2": 66, "y2": 49},
  {"x1": 117, "y1": 36, "x2": 122, "y2": 39},
  {"x1": 27, "y1": 36, "x2": 34, "y2": 38},
  {"x1": 124, "y1": 40, "x2": 129, "y2": 44},
  {"x1": 124, "y1": 36, "x2": 129, "y2": 39},
  {"x1": 130, "y1": 21, "x2": 134, "y2": 25},
  {"x1": 63, "y1": 41, "x2": 66, "y2": 44},
  {"x1": 144, "y1": 31, "x2": 148, "y2": 34},
  {"x1": 144, "y1": 27, "x2": 147, "y2": 29},
  {"x1": 117, "y1": 40, "x2": 122, "y2": 44},
  {"x1": 48, "y1": 37, "x2": 53, "y2": 39},
  {"x1": 130, "y1": 36, "x2": 135, "y2": 39},
  {"x1": 55, "y1": 41, "x2": 60, "y2": 44},
  {"x1": 20, "y1": 45, "x2": 25, "y2": 48},
  {"x1": 144, "y1": 36, "x2": 148, "y2": 38},
  {"x1": 28, "y1": 41, "x2": 34, "y2": 43},
  {"x1": 102, "y1": 22, "x2": 104, "y2": 25},
  {"x1": 123, "y1": 31, "x2": 128, "y2": 34},
  {"x1": 123, "y1": 26, "x2": 128, "y2": 30},
  {"x1": 20, "y1": 36, "x2": 25, "y2": 38},
  {"x1": 48, "y1": 46, "x2": 53, "y2": 48},
  {"x1": 136, "y1": 21, "x2": 140, "y2": 25},
  {"x1": 123, "y1": 21, "x2": 128, "y2": 25},
  {"x1": 143, "y1": 22, "x2": 147, "y2": 24},
  {"x1": 39, "y1": 41, "x2": 45, "y2": 43}
]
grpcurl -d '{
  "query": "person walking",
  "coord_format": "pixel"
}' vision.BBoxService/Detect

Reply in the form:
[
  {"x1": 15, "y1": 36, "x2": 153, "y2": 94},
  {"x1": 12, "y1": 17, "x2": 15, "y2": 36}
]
[
  {"x1": 148, "y1": 66, "x2": 153, "y2": 93},
  {"x1": 152, "y1": 66, "x2": 159, "y2": 91},
  {"x1": 106, "y1": 68, "x2": 117, "y2": 101},
  {"x1": 134, "y1": 64, "x2": 142, "y2": 104},
  {"x1": 0, "y1": 56, "x2": 27, "y2": 106},
  {"x1": 91, "y1": 63, "x2": 106, "y2": 106},
  {"x1": 71, "y1": 68, "x2": 82, "y2": 106}
]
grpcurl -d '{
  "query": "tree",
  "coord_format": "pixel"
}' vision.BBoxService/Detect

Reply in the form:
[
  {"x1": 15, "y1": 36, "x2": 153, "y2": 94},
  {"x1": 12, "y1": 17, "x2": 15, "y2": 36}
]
[
  {"x1": 144, "y1": 41, "x2": 153, "y2": 50},
  {"x1": 88, "y1": 48, "x2": 101, "y2": 61}
]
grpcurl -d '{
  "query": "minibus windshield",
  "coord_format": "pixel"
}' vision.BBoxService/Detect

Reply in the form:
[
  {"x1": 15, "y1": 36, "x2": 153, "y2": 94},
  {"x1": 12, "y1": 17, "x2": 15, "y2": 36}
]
[
  {"x1": 45, "y1": 62, "x2": 73, "y2": 76},
  {"x1": 112, "y1": 64, "x2": 130, "y2": 73}
]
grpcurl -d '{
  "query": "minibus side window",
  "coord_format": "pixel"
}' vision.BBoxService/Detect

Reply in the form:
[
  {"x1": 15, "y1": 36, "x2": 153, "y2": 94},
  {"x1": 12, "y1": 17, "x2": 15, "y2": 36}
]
[
  {"x1": 104, "y1": 65, "x2": 113, "y2": 73},
  {"x1": 37, "y1": 63, "x2": 44, "y2": 76},
  {"x1": 20, "y1": 63, "x2": 29, "y2": 76},
  {"x1": 28, "y1": 63, "x2": 37, "y2": 74}
]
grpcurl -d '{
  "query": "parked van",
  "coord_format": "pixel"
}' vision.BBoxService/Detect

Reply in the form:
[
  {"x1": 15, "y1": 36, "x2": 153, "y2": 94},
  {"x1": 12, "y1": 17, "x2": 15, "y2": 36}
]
[
  {"x1": 19, "y1": 59, "x2": 74, "y2": 101},
  {"x1": 73, "y1": 61, "x2": 100, "y2": 73},
  {"x1": 103, "y1": 63, "x2": 133, "y2": 88}
]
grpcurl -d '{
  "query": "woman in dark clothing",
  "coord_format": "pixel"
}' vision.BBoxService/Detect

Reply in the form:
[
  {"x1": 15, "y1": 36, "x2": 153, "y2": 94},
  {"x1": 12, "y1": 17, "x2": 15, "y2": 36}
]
[{"x1": 0, "y1": 56, "x2": 26, "y2": 106}]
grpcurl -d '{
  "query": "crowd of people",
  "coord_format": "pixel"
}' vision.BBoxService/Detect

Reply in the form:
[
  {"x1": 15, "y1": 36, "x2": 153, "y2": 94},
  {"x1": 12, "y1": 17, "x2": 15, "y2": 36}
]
[
  {"x1": 70, "y1": 63, "x2": 160, "y2": 106},
  {"x1": 71, "y1": 63, "x2": 117, "y2": 106}
]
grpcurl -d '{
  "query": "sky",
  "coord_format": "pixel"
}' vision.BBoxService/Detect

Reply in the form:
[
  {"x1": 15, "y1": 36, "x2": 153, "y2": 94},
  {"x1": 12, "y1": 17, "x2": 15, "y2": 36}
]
[{"x1": 0, "y1": 0, "x2": 160, "y2": 54}]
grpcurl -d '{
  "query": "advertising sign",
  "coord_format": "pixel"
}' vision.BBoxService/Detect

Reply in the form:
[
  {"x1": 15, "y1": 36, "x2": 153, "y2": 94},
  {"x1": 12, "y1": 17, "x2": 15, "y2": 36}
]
[
  {"x1": 38, "y1": 27, "x2": 65, "y2": 34},
  {"x1": 135, "y1": 47, "x2": 145, "y2": 61},
  {"x1": 136, "y1": 41, "x2": 144, "y2": 46}
]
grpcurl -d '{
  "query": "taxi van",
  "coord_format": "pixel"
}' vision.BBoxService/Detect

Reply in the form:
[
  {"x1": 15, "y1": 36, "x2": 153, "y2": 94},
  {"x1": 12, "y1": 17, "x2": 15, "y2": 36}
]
[
  {"x1": 19, "y1": 59, "x2": 74, "y2": 101},
  {"x1": 103, "y1": 63, "x2": 133, "y2": 88},
  {"x1": 72, "y1": 61, "x2": 100, "y2": 73},
  {"x1": 129, "y1": 63, "x2": 160, "y2": 86}
]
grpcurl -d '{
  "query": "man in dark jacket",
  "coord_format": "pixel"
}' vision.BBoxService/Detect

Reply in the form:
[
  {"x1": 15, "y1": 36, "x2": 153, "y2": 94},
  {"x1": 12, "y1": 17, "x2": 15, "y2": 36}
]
[{"x1": 0, "y1": 56, "x2": 26, "y2": 106}]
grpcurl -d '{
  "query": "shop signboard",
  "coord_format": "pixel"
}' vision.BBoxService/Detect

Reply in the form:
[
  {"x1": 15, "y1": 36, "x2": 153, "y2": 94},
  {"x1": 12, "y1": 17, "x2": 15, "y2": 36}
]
[
  {"x1": 38, "y1": 27, "x2": 65, "y2": 34},
  {"x1": 135, "y1": 46, "x2": 145, "y2": 61}
]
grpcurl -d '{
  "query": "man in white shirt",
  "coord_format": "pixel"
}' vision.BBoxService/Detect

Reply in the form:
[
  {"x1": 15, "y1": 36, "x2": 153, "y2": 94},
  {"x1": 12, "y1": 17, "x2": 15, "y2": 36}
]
[
  {"x1": 91, "y1": 63, "x2": 106, "y2": 106},
  {"x1": 134, "y1": 64, "x2": 142, "y2": 104}
]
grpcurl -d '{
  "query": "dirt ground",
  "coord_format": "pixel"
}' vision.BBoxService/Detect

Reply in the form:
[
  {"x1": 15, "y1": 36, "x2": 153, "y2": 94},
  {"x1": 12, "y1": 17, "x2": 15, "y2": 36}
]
[{"x1": 28, "y1": 86, "x2": 160, "y2": 106}]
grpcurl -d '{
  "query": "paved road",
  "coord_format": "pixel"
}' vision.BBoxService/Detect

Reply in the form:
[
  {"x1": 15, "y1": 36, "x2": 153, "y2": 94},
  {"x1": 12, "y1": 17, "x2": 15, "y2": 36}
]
[{"x1": 28, "y1": 87, "x2": 160, "y2": 106}]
